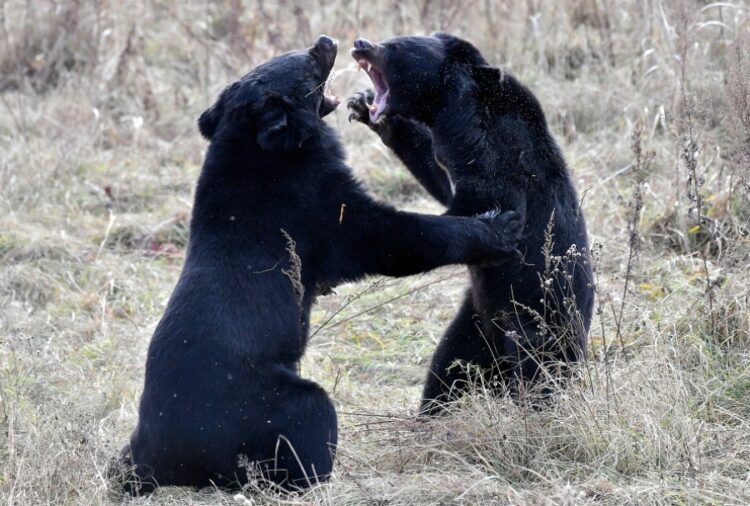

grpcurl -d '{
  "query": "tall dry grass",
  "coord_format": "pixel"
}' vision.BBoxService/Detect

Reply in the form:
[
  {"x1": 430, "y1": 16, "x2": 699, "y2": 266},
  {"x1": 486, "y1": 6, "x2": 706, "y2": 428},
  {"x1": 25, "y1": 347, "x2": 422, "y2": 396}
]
[{"x1": 1, "y1": 0, "x2": 749, "y2": 504}]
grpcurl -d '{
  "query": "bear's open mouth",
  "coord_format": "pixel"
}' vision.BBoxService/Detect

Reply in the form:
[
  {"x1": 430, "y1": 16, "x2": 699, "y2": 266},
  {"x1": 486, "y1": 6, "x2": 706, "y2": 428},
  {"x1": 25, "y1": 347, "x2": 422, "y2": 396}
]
[
  {"x1": 311, "y1": 34, "x2": 340, "y2": 118},
  {"x1": 356, "y1": 58, "x2": 389, "y2": 122},
  {"x1": 320, "y1": 92, "x2": 340, "y2": 117},
  {"x1": 316, "y1": 72, "x2": 340, "y2": 118}
]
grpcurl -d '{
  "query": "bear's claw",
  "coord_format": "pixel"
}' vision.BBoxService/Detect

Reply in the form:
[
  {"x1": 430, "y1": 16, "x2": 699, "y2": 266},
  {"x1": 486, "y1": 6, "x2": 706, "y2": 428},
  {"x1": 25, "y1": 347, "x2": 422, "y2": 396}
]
[{"x1": 346, "y1": 89, "x2": 376, "y2": 127}]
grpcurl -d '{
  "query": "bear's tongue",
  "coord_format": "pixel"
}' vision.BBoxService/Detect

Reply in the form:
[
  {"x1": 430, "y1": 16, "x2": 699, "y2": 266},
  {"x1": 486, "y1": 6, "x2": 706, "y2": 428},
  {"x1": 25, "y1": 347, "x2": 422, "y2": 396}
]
[
  {"x1": 370, "y1": 87, "x2": 389, "y2": 123},
  {"x1": 358, "y1": 59, "x2": 389, "y2": 122}
]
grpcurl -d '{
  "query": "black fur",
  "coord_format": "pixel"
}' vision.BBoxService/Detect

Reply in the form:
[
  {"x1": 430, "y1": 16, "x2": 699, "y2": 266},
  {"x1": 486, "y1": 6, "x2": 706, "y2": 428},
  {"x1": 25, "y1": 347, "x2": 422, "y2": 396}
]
[
  {"x1": 348, "y1": 33, "x2": 595, "y2": 415},
  {"x1": 115, "y1": 35, "x2": 523, "y2": 494}
]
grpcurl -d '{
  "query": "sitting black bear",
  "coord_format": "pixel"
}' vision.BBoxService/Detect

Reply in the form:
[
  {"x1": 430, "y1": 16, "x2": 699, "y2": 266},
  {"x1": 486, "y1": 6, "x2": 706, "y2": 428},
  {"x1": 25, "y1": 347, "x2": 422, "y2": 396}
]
[
  {"x1": 348, "y1": 33, "x2": 594, "y2": 415},
  {"x1": 115, "y1": 35, "x2": 523, "y2": 493}
]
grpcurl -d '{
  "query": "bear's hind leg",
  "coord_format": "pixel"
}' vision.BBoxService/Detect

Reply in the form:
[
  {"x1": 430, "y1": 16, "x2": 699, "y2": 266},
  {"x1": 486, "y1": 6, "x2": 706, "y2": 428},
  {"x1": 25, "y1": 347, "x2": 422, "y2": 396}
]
[
  {"x1": 420, "y1": 293, "x2": 509, "y2": 416},
  {"x1": 503, "y1": 318, "x2": 585, "y2": 403},
  {"x1": 261, "y1": 367, "x2": 338, "y2": 489}
]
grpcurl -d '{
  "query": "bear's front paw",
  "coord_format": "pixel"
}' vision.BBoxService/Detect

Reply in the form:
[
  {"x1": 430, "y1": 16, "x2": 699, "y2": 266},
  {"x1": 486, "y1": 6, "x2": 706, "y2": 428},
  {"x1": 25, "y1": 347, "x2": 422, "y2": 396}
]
[
  {"x1": 479, "y1": 209, "x2": 524, "y2": 253},
  {"x1": 347, "y1": 89, "x2": 377, "y2": 128}
]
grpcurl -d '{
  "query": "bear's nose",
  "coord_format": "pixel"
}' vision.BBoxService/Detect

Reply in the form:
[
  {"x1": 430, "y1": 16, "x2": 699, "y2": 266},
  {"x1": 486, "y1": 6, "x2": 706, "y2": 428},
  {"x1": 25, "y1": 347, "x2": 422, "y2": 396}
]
[
  {"x1": 353, "y1": 38, "x2": 375, "y2": 50},
  {"x1": 316, "y1": 34, "x2": 338, "y2": 50}
]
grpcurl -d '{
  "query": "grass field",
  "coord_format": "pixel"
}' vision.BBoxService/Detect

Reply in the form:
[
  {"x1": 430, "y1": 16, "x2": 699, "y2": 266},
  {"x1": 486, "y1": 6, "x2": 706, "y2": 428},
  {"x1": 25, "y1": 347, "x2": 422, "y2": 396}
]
[{"x1": 1, "y1": 0, "x2": 750, "y2": 504}]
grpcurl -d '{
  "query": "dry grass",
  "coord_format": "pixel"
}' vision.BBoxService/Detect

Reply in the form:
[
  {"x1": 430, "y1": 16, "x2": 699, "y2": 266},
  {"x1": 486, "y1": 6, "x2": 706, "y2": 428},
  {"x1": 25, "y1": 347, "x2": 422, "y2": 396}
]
[{"x1": 1, "y1": 0, "x2": 749, "y2": 504}]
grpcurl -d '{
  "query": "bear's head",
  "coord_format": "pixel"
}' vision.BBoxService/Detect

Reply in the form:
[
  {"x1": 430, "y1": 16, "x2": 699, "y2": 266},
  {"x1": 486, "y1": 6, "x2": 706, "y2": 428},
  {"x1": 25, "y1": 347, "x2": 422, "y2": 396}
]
[
  {"x1": 351, "y1": 33, "x2": 501, "y2": 123},
  {"x1": 199, "y1": 34, "x2": 340, "y2": 151}
]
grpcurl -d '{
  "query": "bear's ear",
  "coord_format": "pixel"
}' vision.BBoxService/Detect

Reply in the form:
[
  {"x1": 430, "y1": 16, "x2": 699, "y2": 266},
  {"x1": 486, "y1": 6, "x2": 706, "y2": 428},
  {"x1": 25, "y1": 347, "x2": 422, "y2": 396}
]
[
  {"x1": 434, "y1": 33, "x2": 504, "y2": 96},
  {"x1": 198, "y1": 101, "x2": 223, "y2": 140},
  {"x1": 255, "y1": 95, "x2": 318, "y2": 151},
  {"x1": 198, "y1": 83, "x2": 239, "y2": 140},
  {"x1": 471, "y1": 65, "x2": 503, "y2": 87},
  {"x1": 433, "y1": 32, "x2": 488, "y2": 67}
]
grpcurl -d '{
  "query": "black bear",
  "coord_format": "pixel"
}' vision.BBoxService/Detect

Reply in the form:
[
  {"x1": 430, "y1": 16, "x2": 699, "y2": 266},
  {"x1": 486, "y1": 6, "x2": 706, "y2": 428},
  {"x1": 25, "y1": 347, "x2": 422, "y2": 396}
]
[
  {"x1": 115, "y1": 35, "x2": 523, "y2": 493},
  {"x1": 348, "y1": 33, "x2": 594, "y2": 415}
]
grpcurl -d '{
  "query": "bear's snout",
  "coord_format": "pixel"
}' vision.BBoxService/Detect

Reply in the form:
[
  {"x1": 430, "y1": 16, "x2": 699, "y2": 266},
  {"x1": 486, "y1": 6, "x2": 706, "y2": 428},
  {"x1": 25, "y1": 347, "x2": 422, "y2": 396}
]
[
  {"x1": 353, "y1": 38, "x2": 375, "y2": 50},
  {"x1": 311, "y1": 34, "x2": 338, "y2": 75},
  {"x1": 315, "y1": 34, "x2": 338, "y2": 50}
]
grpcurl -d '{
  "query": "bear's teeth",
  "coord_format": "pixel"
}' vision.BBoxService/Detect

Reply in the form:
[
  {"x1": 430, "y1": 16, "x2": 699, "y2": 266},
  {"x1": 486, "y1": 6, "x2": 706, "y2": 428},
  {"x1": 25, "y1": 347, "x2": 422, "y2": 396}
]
[{"x1": 366, "y1": 62, "x2": 372, "y2": 72}]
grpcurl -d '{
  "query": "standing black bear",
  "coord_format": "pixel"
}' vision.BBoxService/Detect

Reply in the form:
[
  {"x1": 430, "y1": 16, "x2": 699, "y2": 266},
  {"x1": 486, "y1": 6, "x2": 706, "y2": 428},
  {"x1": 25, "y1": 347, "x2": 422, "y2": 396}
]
[
  {"x1": 348, "y1": 33, "x2": 594, "y2": 415},
  {"x1": 115, "y1": 35, "x2": 523, "y2": 493}
]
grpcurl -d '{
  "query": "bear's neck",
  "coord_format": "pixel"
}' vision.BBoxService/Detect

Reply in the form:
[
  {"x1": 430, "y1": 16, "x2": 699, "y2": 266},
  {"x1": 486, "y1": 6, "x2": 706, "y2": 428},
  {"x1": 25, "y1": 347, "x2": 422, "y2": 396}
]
[
  {"x1": 429, "y1": 75, "x2": 562, "y2": 185},
  {"x1": 188, "y1": 139, "x2": 325, "y2": 239},
  {"x1": 430, "y1": 90, "x2": 489, "y2": 180}
]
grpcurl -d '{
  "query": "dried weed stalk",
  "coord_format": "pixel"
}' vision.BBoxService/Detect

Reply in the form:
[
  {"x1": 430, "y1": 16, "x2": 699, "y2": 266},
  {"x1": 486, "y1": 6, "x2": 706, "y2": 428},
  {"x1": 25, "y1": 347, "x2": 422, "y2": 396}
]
[
  {"x1": 613, "y1": 123, "x2": 649, "y2": 358},
  {"x1": 678, "y1": 85, "x2": 716, "y2": 340},
  {"x1": 280, "y1": 228, "x2": 304, "y2": 314}
]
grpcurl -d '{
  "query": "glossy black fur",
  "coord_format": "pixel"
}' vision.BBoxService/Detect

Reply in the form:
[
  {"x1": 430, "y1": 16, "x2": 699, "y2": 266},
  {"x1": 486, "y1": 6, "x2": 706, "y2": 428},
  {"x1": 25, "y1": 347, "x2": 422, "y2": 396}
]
[
  {"x1": 348, "y1": 33, "x2": 594, "y2": 415},
  {"x1": 115, "y1": 36, "x2": 523, "y2": 494}
]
